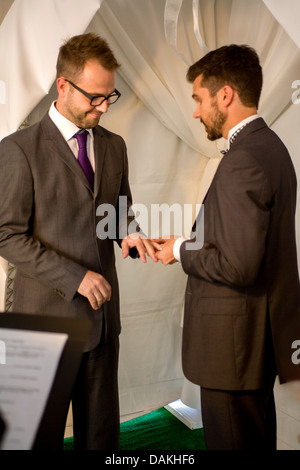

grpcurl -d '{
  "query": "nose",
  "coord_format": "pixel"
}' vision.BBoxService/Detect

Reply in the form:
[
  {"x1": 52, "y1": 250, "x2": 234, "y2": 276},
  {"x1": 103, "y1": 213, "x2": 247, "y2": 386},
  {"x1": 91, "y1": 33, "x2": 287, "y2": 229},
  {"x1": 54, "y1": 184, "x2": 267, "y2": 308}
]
[
  {"x1": 96, "y1": 100, "x2": 109, "y2": 114},
  {"x1": 193, "y1": 102, "x2": 201, "y2": 119}
]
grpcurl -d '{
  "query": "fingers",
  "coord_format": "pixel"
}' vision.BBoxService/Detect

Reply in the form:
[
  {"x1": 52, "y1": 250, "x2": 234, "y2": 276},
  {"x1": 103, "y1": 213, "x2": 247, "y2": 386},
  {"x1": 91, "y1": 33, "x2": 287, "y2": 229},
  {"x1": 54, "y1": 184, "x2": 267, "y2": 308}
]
[
  {"x1": 89, "y1": 291, "x2": 105, "y2": 310},
  {"x1": 138, "y1": 237, "x2": 158, "y2": 263},
  {"x1": 77, "y1": 271, "x2": 112, "y2": 310},
  {"x1": 121, "y1": 234, "x2": 177, "y2": 265},
  {"x1": 150, "y1": 240, "x2": 164, "y2": 251},
  {"x1": 121, "y1": 234, "x2": 158, "y2": 263},
  {"x1": 121, "y1": 239, "x2": 130, "y2": 260},
  {"x1": 94, "y1": 275, "x2": 111, "y2": 304},
  {"x1": 155, "y1": 238, "x2": 177, "y2": 265}
]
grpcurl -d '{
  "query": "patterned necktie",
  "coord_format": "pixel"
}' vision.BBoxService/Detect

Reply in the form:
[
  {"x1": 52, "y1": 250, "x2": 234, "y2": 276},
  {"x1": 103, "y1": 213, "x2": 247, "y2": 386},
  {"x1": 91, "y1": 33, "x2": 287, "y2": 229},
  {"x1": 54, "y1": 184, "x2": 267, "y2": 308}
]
[{"x1": 74, "y1": 130, "x2": 94, "y2": 189}]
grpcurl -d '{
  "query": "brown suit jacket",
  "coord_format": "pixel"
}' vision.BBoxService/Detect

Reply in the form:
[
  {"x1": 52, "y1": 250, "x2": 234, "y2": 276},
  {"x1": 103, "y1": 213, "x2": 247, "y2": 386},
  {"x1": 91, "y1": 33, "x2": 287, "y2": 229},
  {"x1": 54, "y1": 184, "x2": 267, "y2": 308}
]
[
  {"x1": 181, "y1": 118, "x2": 300, "y2": 390},
  {"x1": 0, "y1": 113, "x2": 137, "y2": 351}
]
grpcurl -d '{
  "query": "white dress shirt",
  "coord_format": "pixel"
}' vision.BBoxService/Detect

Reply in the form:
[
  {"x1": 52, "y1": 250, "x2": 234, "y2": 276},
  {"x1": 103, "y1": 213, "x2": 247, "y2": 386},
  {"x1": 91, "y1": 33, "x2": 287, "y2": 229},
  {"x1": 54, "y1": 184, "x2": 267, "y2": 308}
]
[
  {"x1": 227, "y1": 114, "x2": 258, "y2": 149},
  {"x1": 48, "y1": 101, "x2": 95, "y2": 170}
]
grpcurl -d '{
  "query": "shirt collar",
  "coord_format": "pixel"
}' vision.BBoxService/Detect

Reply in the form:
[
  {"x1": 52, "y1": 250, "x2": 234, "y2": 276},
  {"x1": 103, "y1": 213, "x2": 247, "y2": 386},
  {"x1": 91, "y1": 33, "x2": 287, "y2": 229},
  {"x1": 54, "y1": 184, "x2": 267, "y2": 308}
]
[
  {"x1": 228, "y1": 114, "x2": 259, "y2": 148},
  {"x1": 48, "y1": 101, "x2": 93, "y2": 141}
]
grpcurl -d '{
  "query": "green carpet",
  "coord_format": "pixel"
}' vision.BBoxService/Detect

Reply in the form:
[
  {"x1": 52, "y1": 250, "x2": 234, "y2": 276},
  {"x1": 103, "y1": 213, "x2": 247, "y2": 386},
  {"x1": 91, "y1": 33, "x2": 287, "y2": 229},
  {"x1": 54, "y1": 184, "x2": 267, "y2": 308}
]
[{"x1": 64, "y1": 407, "x2": 206, "y2": 450}]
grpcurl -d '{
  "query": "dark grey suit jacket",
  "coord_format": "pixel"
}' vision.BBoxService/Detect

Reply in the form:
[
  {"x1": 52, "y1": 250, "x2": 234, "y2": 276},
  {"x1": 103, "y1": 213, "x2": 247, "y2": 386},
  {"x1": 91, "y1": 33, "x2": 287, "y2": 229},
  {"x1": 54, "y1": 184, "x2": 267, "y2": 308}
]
[
  {"x1": 181, "y1": 118, "x2": 300, "y2": 390},
  {"x1": 0, "y1": 113, "x2": 136, "y2": 351}
]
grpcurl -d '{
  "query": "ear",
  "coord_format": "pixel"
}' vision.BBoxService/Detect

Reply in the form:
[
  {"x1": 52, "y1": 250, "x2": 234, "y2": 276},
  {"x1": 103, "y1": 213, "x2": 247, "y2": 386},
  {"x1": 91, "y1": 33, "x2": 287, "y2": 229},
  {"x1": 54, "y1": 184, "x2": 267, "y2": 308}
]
[
  {"x1": 56, "y1": 77, "x2": 68, "y2": 97},
  {"x1": 219, "y1": 85, "x2": 234, "y2": 108}
]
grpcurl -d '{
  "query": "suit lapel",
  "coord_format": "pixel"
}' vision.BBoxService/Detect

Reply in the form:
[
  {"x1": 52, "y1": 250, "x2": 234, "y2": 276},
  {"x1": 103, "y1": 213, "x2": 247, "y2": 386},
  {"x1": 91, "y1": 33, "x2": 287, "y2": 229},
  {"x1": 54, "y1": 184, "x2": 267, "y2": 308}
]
[
  {"x1": 93, "y1": 126, "x2": 107, "y2": 196},
  {"x1": 41, "y1": 114, "x2": 94, "y2": 194}
]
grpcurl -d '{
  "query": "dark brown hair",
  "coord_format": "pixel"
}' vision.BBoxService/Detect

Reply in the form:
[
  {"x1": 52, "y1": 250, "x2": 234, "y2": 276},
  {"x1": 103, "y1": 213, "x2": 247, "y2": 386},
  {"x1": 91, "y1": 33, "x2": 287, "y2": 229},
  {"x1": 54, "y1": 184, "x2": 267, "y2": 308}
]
[
  {"x1": 56, "y1": 33, "x2": 120, "y2": 80},
  {"x1": 187, "y1": 44, "x2": 263, "y2": 108}
]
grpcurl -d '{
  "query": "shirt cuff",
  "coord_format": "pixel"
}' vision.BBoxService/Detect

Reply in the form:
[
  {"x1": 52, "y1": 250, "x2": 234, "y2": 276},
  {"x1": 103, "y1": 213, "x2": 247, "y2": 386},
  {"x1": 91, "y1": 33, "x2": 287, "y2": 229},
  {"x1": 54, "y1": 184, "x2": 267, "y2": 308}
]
[{"x1": 173, "y1": 237, "x2": 187, "y2": 262}]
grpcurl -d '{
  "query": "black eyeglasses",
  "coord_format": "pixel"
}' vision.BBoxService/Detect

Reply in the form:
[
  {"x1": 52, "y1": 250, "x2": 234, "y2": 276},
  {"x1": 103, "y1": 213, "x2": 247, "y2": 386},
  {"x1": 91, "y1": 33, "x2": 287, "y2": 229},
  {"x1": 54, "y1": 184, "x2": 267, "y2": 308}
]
[{"x1": 65, "y1": 79, "x2": 121, "y2": 106}]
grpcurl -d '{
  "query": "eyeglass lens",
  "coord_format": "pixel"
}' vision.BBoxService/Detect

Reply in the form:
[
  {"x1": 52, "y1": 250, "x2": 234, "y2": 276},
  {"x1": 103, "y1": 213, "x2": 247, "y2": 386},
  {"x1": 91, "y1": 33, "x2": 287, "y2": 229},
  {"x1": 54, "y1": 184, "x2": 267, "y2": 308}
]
[{"x1": 91, "y1": 93, "x2": 120, "y2": 106}]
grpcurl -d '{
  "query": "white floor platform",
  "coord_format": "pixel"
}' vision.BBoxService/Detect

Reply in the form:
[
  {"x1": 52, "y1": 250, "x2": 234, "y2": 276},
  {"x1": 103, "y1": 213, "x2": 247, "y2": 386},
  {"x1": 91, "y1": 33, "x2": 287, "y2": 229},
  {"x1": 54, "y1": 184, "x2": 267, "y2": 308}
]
[{"x1": 164, "y1": 399, "x2": 203, "y2": 430}]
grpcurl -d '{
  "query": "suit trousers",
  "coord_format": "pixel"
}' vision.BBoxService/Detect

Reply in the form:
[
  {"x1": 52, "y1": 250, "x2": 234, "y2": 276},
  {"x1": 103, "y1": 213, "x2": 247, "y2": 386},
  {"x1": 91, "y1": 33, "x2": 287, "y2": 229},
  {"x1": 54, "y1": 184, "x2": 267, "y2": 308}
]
[
  {"x1": 200, "y1": 376, "x2": 277, "y2": 450},
  {"x1": 71, "y1": 333, "x2": 120, "y2": 450}
]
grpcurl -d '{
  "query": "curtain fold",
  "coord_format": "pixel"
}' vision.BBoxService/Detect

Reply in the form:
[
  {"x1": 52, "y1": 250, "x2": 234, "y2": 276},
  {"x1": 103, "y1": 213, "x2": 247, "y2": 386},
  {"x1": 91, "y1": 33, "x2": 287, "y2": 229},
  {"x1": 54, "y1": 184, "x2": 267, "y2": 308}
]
[
  {"x1": 94, "y1": 0, "x2": 219, "y2": 157},
  {"x1": 263, "y1": 0, "x2": 300, "y2": 51},
  {"x1": 0, "y1": 0, "x2": 103, "y2": 140}
]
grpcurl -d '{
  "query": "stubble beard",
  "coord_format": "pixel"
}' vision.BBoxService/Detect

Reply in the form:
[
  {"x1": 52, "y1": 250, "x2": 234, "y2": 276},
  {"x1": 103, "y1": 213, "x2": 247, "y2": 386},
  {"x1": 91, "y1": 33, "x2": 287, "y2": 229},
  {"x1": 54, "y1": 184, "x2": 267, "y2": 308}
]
[
  {"x1": 70, "y1": 109, "x2": 101, "y2": 129},
  {"x1": 63, "y1": 95, "x2": 101, "y2": 129},
  {"x1": 202, "y1": 101, "x2": 226, "y2": 141}
]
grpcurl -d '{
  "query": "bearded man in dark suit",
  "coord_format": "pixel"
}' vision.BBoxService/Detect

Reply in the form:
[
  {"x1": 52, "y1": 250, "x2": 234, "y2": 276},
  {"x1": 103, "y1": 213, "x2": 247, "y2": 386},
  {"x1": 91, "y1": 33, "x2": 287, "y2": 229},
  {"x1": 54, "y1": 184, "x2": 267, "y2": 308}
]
[
  {"x1": 157, "y1": 45, "x2": 300, "y2": 450},
  {"x1": 0, "y1": 33, "x2": 157, "y2": 450}
]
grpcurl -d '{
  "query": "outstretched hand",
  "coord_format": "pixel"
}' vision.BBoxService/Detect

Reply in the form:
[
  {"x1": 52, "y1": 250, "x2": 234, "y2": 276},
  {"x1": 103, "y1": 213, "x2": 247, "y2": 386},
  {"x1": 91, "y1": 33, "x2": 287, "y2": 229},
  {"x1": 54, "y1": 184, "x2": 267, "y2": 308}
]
[
  {"x1": 150, "y1": 236, "x2": 177, "y2": 265},
  {"x1": 121, "y1": 233, "x2": 178, "y2": 265},
  {"x1": 121, "y1": 233, "x2": 162, "y2": 263}
]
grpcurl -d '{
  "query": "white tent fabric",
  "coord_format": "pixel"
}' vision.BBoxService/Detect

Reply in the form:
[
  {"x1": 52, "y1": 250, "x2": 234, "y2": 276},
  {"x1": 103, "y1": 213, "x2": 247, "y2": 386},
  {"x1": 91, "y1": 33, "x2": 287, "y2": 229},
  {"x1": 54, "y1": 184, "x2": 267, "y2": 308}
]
[
  {"x1": 0, "y1": 0, "x2": 300, "y2": 447},
  {"x1": 0, "y1": 0, "x2": 103, "y2": 139},
  {"x1": 262, "y1": 0, "x2": 300, "y2": 51}
]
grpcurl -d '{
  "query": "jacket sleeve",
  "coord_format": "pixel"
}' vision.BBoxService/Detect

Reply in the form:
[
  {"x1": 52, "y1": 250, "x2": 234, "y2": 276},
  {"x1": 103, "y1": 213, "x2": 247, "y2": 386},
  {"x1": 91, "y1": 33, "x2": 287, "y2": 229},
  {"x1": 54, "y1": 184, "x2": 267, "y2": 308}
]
[
  {"x1": 115, "y1": 139, "x2": 140, "y2": 257},
  {"x1": 180, "y1": 149, "x2": 272, "y2": 287},
  {"x1": 0, "y1": 136, "x2": 87, "y2": 302}
]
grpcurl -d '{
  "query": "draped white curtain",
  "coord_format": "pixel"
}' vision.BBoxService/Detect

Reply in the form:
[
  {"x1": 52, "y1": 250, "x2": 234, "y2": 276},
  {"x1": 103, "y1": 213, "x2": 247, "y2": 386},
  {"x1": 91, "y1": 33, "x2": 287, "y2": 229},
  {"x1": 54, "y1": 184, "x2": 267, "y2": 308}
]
[{"x1": 0, "y1": 0, "x2": 300, "y2": 419}]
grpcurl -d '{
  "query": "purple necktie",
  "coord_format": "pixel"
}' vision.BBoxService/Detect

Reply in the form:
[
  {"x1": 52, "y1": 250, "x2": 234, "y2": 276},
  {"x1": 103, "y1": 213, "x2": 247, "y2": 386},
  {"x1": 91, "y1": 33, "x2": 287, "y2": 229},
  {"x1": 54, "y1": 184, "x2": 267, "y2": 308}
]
[{"x1": 74, "y1": 130, "x2": 94, "y2": 189}]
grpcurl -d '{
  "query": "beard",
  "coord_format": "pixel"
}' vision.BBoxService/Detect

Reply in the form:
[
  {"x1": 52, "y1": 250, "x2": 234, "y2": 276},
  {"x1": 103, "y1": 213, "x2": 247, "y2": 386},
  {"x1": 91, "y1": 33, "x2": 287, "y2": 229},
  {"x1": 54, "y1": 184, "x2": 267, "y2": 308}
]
[
  {"x1": 201, "y1": 101, "x2": 226, "y2": 141},
  {"x1": 62, "y1": 92, "x2": 101, "y2": 129},
  {"x1": 68, "y1": 108, "x2": 101, "y2": 129}
]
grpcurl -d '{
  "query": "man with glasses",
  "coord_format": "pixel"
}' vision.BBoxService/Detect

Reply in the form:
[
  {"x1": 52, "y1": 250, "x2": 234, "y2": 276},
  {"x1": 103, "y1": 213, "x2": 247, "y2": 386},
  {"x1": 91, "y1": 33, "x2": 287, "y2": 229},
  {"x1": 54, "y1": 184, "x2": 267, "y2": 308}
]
[{"x1": 0, "y1": 33, "x2": 157, "y2": 450}]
